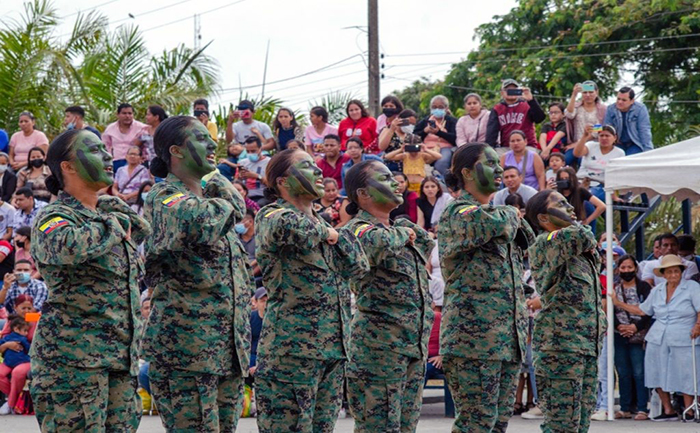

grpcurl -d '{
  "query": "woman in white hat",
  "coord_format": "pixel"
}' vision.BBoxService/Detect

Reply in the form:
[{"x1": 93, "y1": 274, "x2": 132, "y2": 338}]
[{"x1": 612, "y1": 254, "x2": 700, "y2": 421}]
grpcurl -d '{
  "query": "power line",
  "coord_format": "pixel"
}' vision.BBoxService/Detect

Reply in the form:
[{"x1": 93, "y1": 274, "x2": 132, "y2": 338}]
[
  {"x1": 385, "y1": 32, "x2": 700, "y2": 57},
  {"x1": 60, "y1": 0, "x2": 119, "y2": 19},
  {"x1": 141, "y1": 0, "x2": 248, "y2": 33},
  {"x1": 110, "y1": 0, "x2": 195, "y2": 26}
]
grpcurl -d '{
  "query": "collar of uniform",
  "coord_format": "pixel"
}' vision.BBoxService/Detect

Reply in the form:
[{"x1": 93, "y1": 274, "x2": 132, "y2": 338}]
[
  {"x1": 275, "y1": 198, "x2": 326, "y2": 223},
  {"x1": 164, "y1": 173, "x2": 190, "y2": 193},
  {"x1": 57, "y1": 192, "x2": 98, "y2": 217},
  {"x1": 457, "y1": 189, "x2": 478, "y2": 204},
  {"x1": 356, "y1": 209, "x2": 390, "y2": 228}
]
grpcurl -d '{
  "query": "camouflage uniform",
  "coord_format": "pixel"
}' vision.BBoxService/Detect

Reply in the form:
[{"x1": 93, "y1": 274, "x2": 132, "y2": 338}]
[
  {"x1": 343, "y1": 211, "x2": 435, "y2": 433},
  {"x1": 254, "y1": 199, "x2": 369, "y2": 433},
  {"x1": 30, "y1": 194, "x2": 151, "y2": 432},
  {"x1": 141, "y1": 173, "x2": 252, "y2": 433},
  {"x1": 437, "y1": 191, "x2": 534, "y2": 433},
  {"x1": 528, "y1": 225, "x2": 605, "y2": 433}
]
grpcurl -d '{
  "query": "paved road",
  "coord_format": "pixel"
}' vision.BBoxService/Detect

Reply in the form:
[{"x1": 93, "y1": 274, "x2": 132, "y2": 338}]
[{"x1": 4, "y1": 402, "x2": 700, "y2": 432}]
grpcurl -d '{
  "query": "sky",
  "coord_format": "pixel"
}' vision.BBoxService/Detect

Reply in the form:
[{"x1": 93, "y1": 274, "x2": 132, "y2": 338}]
[{"x1": 0, "y1": 0, "x2": 517, "y2": 114}]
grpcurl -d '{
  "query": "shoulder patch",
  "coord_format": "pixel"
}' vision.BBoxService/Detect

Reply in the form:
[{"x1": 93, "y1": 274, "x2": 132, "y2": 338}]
[
  {"x1": 39, "y1": 217, "x2": 69, "y2": 234},
  {"x1": 458, "y1": 205, "x2": 479, "y2": 216},
  {"x1": 547, "y1": 230, "x2": 560, "y2": 241},
  {"x1": 353, "y1": 223, "x2": 374, "y2": 238},
  {"x1": 264, "y1": 208, "x2": 285, "y2": 218},
  {"x1": 162, "y1": 193, "x2": 187, "y2": 208}
]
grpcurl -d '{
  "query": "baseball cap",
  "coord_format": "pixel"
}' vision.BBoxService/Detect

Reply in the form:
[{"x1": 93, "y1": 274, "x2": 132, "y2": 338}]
[
  {"x1": 254, "y1": 287, "x2": 268, "y2": 300},
  {"x1": 237, "y1": 100, "x2": 254, "y2": 110},
  {"x1": 501, "y1": 79, "x2": 520, "y2": 89}
]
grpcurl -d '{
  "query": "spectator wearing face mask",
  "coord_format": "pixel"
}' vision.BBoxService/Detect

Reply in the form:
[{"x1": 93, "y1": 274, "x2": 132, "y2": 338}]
[
  {"x1": 378, "y1": 109, "x2": 419, "y2": 173},
  {"x1": 236, "y1": 209, "x2": 260, "y2": 278},
  {"x1": 238, "y1": 136, "x2": 270, "y2": 205},
  {"x1": 642, "y1": 233, "x2": 699, "y2": 286},
  {"x1": 63, "y1": 105, "x2": 101, "y2": 139},
  {"x1": 375, "y1": 95, "x2": 404, "y2": 134},
  {"x1": 16, "y1": 147, "x2": 52, "y2": 203},
  {"x1": 414, "y1": 95, "x2": 458, "y2": 176},
  {"x1": 678, "y1": 235, "x2": 700, "y2": 271},
  {"x1": 12, "y1": 227, "x2": 35, "y2": 279},
  {"x1": 226, "y1": 100, "x2": 275, "y2": 148},
  {"x1": 0, "y1": 152, "x2": 17, "y2": 204},
  {"x1": 0, "y1": 260, "x2": 46, "y2": 314}
]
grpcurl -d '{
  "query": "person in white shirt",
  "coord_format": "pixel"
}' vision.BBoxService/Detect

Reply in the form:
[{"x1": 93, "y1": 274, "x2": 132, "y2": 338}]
[
  {"x1": 492, "y1": 166, "x2": 538, "y2": 206},
  {"x1": 638, "y1": 235, "x2": 662, "y2": 279},
  {"x1": 573, "y1": 124, "x2": 625, "y2": 202},
  {"x1": 225, "y1": 100, "x2": 275, "y2": 148},
  {"x1": 642, "y1": 233, "x2": 699, "y2": 286}
]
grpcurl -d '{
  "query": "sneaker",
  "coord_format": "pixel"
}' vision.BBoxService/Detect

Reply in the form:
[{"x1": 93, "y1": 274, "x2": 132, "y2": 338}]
[
  {"x1": 521, "y1": 406, "x2": 543, "y2": 419},
  {"x1": 0, "y1": 402, "x2": 11, "y2": 415},
  {"x1": 591, "y1": 410, "x2": 608, "y2": 421},
  {"x1": 652, "y1": 412, "x2": 678, "y2": 422}
]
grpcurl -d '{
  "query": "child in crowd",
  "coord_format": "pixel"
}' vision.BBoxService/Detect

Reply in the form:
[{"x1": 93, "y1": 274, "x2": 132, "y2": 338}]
[
  {"x1": 545, "y1": 152, "x2": 566, "y2": 188},
  {"x1": 384, "y1": 136, "x2": 442, "y2": 192},
  {"x1": 538, "y1": 102, "x2": 568, "y2": 162},
  {"x1": 285, "y1": 139, "x2": 303, "y2": 151},
  {"x1": 0, "y1": 315, "x2": 31, "y2": 415}
]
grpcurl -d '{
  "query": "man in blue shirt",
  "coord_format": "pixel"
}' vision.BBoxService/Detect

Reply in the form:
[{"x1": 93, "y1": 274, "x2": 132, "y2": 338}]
[
  {"x1": 63, "y1": 105, "x2": 102, "y2": 139},
  {"x1": 603, "y1": 87, "x2": 653, "y2": 155}
]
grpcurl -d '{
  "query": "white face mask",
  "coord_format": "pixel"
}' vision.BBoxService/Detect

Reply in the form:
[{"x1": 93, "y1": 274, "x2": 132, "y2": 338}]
[
  {"x1": 0, "y1": 165, "x2": 7, "y2": 174},
  {"x1": 400, "y1": 125, "x2": 415, "y2": 134}
]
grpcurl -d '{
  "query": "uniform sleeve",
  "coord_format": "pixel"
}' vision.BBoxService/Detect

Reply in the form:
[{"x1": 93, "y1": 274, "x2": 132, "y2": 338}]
[
  {"x1": 332, "y1": 228, "x2": 370, "y2": 279},
  {"x1": 536, "y1": 224, "x2": 597, "y2": 268},
  {"x1": 255, "y1": 208, "x2": 329, "y2": 253},
  {"x1": 32, "y1": 212, "x2": 127, "y2": 265},
  {"x1": 203, "y1": 173, "x2": 246, "y2": 221},
  {"x1": 97, "y1": 195, "x2": 152, "y2": 244},
  {"x1": 349, "y1": 223, "x2": 412, "y2": 267},
  {"x1": 149, "y1": 190, "x2": 240, "y2": 250},
  {"x1": 394, "y1": 218, "x2": 435, "y2": 259},
  {"x1": 449, "y1": 204, "x2": 520, "y2": 252}
]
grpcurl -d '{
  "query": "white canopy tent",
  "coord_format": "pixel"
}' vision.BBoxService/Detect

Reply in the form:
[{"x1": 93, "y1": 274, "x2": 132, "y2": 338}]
[{"x1": 603, "y1": 137, "x2": 700, "y2": 420}]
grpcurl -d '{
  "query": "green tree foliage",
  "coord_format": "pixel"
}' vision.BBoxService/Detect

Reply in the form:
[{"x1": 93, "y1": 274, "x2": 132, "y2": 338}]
[
  {"x1": 0, "y1": 0, "x2": 220, "y2": 138},
  {"x1": 398, "y1": 0, "x2": 700, "y2": 145}
]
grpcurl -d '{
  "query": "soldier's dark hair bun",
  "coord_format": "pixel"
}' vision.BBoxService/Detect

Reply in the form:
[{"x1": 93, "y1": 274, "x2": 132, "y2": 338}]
[
  {"x1": 45, "y1": 174, "x2": 61, "y2": 196},
  {"x1": 150, "y1": 156, "x2": 169, "y2": 178},
  {"x1": 345, "y1": 201, "x2": 360, "y2": 215},
  {"x1": 444, "y1": 170, "x2": 460, "y2": 191},
  {"x1": 263, "y1": 186, "x2": 278, "y2": 201}
]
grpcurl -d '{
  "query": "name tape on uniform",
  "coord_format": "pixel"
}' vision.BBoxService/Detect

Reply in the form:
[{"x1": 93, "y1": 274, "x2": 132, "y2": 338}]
[
  {"x1": 162, "y1": 193, "x2": 187, "y2": 208},
  {"x1": 39, "y1": 217, "x2": 69, "y2": 234}
]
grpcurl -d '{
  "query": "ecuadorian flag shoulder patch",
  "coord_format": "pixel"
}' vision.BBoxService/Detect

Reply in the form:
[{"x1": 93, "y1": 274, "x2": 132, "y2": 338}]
[
  {"x1": 458, "y1": 205, "x2": 478, "y2": 216},
  {"x1": 162, "y1": 193, "x2": 186, "y2": 207},
  {"x1": 547, "y1": 230, "x2": 560, "y2": 241},
  {"x1": 39, "y1": 217, "x2": 69, "y2": 234},
  {"x1": 264, "y1": 208, "x2": 285, "y2": 218},
  {"x1": 353, "y1": 223, "x2": 373, "y2": 238}
]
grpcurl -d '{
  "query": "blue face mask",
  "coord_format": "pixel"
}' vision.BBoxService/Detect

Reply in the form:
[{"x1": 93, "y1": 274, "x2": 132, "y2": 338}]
[
  {"x1": 141, "y1": 192, "x2": 149, "y2": 202},
  {"x1": 66, "y1": 123, "x2": 76, "y2": 130},
  {"x1": 16, "y1": 272, "x2": 30, "y2": 284},
  {"x1": 431, "y1": 108, "x2": 446, "y2": 118},
  {"x1": 234, "y1": 223, "x2": 247, "y2": 234},
  {"x1": 248, "y1": 153, "x2": 259, "y2": 163}
]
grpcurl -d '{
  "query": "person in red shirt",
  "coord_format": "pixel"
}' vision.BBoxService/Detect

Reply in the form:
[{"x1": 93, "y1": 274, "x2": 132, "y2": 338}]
[
  {"x1": 315, "y1": 134, "x2": 350, "y2": 189},
  {"x1": 338, "y1": 100, "x2": 378, "y2": 153},
  {"x1": 486, "y1": 79, "x2": 546, "y2": 148}
]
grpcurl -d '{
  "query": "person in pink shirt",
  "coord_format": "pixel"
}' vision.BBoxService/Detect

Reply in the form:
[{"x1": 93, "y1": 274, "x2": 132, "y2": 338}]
[
  {"x1": 338, "y1": 100, "x2": 378, "y2": 153},
  {"x1": 304, "y1": 106, "x2": 338, "y2": 156},
  {"x1": 456, "y1": 93, "x2": 490, "y2": 145},
  {"x1": 101, "y1": 103, "x2": 146, "y2": 173},
  {"x1": 9, "y1": 112, "x2": 49, "y2": 172}
]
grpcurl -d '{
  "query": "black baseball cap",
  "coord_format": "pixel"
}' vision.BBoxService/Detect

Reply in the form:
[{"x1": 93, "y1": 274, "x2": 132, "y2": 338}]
[{"x1": 237, "y1": 100, "x2": 254, "y2": 110}]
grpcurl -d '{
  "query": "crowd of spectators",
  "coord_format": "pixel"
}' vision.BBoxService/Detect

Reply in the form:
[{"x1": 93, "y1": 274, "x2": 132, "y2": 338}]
[{"x1": 0, "y1": 80, "x2": 698, "y2": 423}]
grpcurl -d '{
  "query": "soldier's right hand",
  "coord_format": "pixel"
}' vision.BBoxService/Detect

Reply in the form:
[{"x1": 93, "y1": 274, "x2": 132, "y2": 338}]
[
  {"x1": 406, "y1": 228, "x2": 417, "y2": 245},
  {"x1": 3, "y1": 273, "x2": 15, "y2": 289},
  {"x1": 326, "y1": 227, "x2": 339, "y2": 245}
]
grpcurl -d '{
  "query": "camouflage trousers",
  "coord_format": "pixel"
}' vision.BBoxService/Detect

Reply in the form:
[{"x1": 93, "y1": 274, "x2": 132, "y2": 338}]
[
  {"x1": 149, "y1": 363, "x2": 244, "y2": 433},
  {"x1": 32, "y1": 369, "x2": 141, "y2": 433},
  {"x1": 255, "y1": 355, "x2": 344, "y2": 433},
  {"x1": 535, "y1": 351, "x2": 597, "y2": 433},
  {"x1": 443, "y1": 357, "x2": 519, "y2": 433},
  {"x1": 346, "y1": 349, "x2": 425, "y2": 433}
]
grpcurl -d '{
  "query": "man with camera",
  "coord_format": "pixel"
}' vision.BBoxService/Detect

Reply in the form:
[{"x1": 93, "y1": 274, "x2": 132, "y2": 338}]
[
  {"x1": 225, "y1": 99, "x2": 275, "y2": 149},
  {"x1": 486, "y1": 79, "x2": 546, "y2": 148},
  {"x1": 193, "y1": 98, "x2": 219, "y2": 141}
]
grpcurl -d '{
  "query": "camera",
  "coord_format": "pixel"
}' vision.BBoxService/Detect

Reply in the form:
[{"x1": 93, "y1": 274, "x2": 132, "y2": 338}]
[
  {"x1": 506, "y1": 88, "x2": 524, "y2": 96},
  {"x1": 404, "y1": 144, "x2": 421, "y2": 153},
  {"x1": 194, "y1": 109, "x2": 208, "y2": 118},
  {"x1": 428, "y1": 120, "x2": 437, "y2": 128}
]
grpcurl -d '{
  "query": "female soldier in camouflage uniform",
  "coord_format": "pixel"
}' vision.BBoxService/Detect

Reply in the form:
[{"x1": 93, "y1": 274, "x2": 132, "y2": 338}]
[
  {"x1": 254, "y1": 149, "x2": 368, "y2": 433},
  {"x1": 30, "y1": 129, "x2": 151, "y2": 432},
  {"x1": 141, "y1": 116, "x2": 252, "y2": 432},
  {"x1": 525, "y1": 190, "x2": 605, "y2": 433},
  {"x1": 342, "y1": 160, "x2": 434, "y2": 433},
  {"x1": 437, "y1": 143, "x2": 534, "y2": 433}
]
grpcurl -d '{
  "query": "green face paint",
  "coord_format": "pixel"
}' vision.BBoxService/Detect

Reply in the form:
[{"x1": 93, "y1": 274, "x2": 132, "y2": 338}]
[
  {"x1": 180, "y1": 122, "x2": 217, "y2": 178},
  {"x1": 546, "y1": 192, "x2": 577, "y2": 228},
  {"x1": 366, "y1": 164, "x2": 403, "y2": 207},
  {"x1": 472, "y1": 147, "x2": 503, "y2": 195},
  {"x1": 286, "y1": 153, "x2": 324, "y2": 198},
  {"x1": 74, "y1": 131, "x2": 114, "y2": 187}
]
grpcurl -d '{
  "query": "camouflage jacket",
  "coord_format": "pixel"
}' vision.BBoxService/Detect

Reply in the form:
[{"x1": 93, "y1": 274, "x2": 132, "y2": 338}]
[
  {"x1": 30, "y1": 194, "x2": 151, "y2": 391},
  {"x1": 343, "y1": 211, "x2": 435, "y2": 359},
  {"x1": 437, "y1": 190, "x2": 534, "y2": 361},
  {"x1": 255, "y1": 199, "x2": 369, "y2": 360},
  {"x1": 528, "y1": 224, "x2": 606, "y2": 356},
  {"x1": 142, "y1": 173, "x2": 252, "y2": 375}
]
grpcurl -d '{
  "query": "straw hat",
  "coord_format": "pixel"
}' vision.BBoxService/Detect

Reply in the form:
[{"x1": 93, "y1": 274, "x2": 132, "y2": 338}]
[{"x1": 653, "y1": 254, "x2": 686, "y2": 277}]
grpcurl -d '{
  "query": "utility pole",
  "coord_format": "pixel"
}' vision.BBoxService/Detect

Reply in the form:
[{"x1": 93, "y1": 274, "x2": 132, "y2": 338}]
[
  {"x1": 194, "y1": 14, "x2": 201, "y2": 50},
  {"x1": 367, "y1": 0, "x2": 380, "y2": 117},
  {"x1": 261, "y1": 40, "x2": 271, "y2": 100}
]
